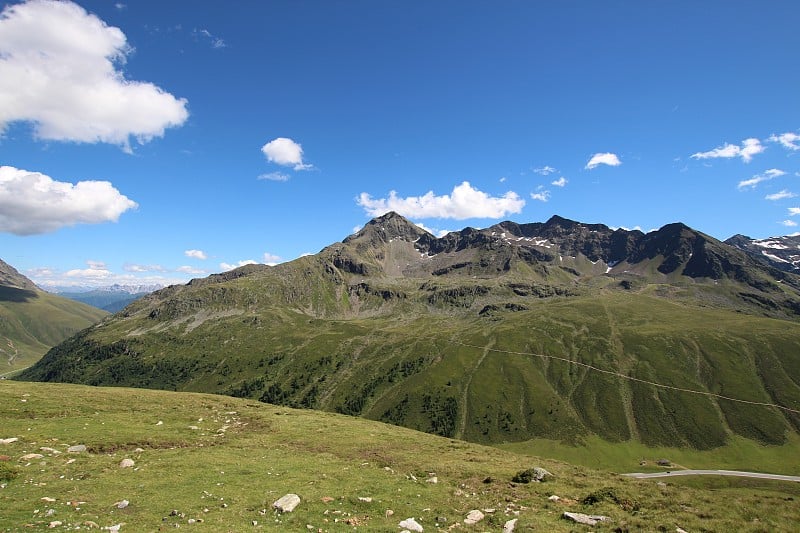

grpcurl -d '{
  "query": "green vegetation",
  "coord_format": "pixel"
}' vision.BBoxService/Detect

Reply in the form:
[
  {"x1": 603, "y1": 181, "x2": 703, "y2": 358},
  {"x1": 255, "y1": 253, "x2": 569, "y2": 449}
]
[
  {"x1": 0, "y1": 288, "x2": 106, "y2": 375},
  {"x1": 14, "y1": 213, "x2": 800, "y2": 464},
  {"x1": 1, "y1": 380, "x2": 799, "y2": 531},
  {"x1": 21, "y1": 287, "x2": 800, "y2": 452}
]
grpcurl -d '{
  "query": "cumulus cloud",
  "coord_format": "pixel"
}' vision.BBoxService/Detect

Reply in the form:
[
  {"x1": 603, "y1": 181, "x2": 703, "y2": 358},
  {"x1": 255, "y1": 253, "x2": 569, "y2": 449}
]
[
  {"x1": 262, "y1": 252, "x2": 281, "y2": 265},
  {"x1": 65, "y1": 260, "x2": 112, "y2": 280},
  {"x1": 0, "y1": 0, "x2": 188, "y2": 151},
  {"x1": 533, "y1": 166, "x2": 557, "y2": 175},
  {"x1": 551, "y1": 177, "x2": 567, "y2": 187},
  {"x1": 530, "y1": 189, "x2": 550, "y2": 202},
  {"x1": 261, "y1": 137, "x2": 312, "y2": 170},
  {"x1": 220, "y1": 259, "x2": 257, "y2": 271},
  {"x1": 691, "y1": 138, "x2": 764, "y2": 163},
  {"x1": 769, "y1": 132, "x2": 800, "y2": 151},
  {"x1": 0, "y1": 165, "x2": 137, "y2": 235},
  {"x1": 585, "y1": 152, "x2": 622, "y2": 169},
  {"x1": 789, "y1": 207, "x2": 800, "y2": 217},
  {"x1": 737, "y1": 168, "x2": 786, "y2": 190},
  {"x1": 765, "y1": 189, "x2": 796, "y2": 201},
  {"x1": 356, "y1": 181, "x2": 525, "y2": 220},
  {"x1": 781, "y1": 219, "x2": 798, "y2": 227},
  {"x1": 185, "y1": 249, "x2": 208, "y2": 260}
]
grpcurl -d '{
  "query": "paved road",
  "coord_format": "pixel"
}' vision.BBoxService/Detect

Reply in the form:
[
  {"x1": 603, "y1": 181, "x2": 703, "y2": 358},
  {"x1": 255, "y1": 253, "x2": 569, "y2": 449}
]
[{"x1": 623, "y1": 470, "x2": 800, "y2": 482}]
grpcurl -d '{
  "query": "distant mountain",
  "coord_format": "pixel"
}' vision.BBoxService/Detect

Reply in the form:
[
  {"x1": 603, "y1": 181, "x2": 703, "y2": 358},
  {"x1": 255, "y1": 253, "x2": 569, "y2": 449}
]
[
  {"x1": 52, "y1": 284, "x2": 161, "y2": 313},
  {"x1": 0, "y1": 259, "x2": 107, "y2": 375},
  {"x1": 725, "y1": 233, "x2": 800, "y2": 273},
  {"x1": 18, "y1": 213, "x2": 800, "y2": 451}
]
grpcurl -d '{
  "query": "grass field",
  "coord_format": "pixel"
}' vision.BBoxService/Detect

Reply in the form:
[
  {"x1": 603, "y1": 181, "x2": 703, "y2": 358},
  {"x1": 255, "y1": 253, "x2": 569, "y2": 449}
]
[{"x1": 1, "y1": 380, "x2": 799, "y2": 532}]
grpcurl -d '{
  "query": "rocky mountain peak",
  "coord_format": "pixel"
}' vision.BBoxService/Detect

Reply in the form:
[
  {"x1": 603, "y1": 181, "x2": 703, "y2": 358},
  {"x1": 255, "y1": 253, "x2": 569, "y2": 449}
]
[{"x1": 344, "y1": 211, "x2": 431, "y2": 245}]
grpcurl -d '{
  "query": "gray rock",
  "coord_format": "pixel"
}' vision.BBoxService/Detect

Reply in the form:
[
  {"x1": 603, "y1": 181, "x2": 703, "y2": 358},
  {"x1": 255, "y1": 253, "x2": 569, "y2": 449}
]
[
  {"x1": 119, "y1": 458, "x2": 135, "y2": 468},
  {"x1": 464, "y1": 510, "x2": 484, "y2": 525},
  {"x1": 398, "y1": 517, "x2": 424, "y2": 532},
  {"x1": 562, "y1": 512, "x2": 609, "y2": 526},
  {"x1": 503, "y1": 518, "x2": 518, "y2": 533},
  {"x1": 533, "y1": 467, "x2": 552, "y2": 481},
  {"x1": 272, "y1": 493, "x2": 301, "y2": 513},
  {"x1": 67, "y1": 445, "x2": 87, "y2": 453}
]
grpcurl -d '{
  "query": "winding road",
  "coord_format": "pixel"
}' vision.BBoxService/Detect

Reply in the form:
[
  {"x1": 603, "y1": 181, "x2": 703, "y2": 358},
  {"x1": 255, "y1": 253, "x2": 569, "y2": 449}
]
[{"x1": 623, "y1": 470, "x2": 800, "y2": 482}]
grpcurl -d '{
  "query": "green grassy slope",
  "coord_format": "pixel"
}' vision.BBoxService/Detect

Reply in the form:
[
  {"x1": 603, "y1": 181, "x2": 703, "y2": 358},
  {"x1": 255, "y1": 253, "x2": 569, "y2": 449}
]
[
  {"x1": 19, "y1": 283, "x2": 800, "y2": 451},
  {"x1": 1, "y1": 380, "x2": 798, "y2": 532},
  {"x1": 0, "y1": 288, "x2": 107, "y2": 375}
]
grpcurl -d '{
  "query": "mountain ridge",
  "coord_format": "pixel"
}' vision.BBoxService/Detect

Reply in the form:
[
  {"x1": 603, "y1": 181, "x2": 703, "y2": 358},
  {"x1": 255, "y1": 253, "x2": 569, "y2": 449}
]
[{"x1": 17, "y1": 212, "x2": 800, "y2": 451}]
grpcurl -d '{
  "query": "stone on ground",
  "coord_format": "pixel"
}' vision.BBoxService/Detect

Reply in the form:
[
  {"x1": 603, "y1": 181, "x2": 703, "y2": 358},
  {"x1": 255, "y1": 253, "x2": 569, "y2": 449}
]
[{"x1": 273, "y1": 493, "x2": 301, "y2": 513}]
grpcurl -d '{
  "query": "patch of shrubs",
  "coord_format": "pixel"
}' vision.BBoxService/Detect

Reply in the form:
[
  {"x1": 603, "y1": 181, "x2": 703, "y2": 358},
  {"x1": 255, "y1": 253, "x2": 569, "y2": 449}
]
[
  {"x1": 582, "y1": 487, "x2": 640, "y2": 513},
  {"x1": 0, "y1": 462, "x2": 18, "y2": 482}
]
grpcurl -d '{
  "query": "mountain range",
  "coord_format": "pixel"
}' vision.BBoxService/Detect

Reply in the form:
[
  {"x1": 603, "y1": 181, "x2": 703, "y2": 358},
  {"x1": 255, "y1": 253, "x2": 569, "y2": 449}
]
[
  {"x1": 50, "y1": 284, "x2": 161, "y2": 313},
  {"x1": 16, "y1": 213, "x2": 800, "y2": 451}
]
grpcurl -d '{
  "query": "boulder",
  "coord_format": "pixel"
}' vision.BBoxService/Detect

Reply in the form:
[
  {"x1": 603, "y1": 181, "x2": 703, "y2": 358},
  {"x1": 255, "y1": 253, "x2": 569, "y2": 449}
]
[
  {"x1": 273, "y1": 493, "x2": 301, "y2": 513},
  {"x1": 464, "y1": 510, "x2": 484, "y2": 525},
  {"x1": 503, "y1": 518, "x2": 518, "y2": 532},
  {"x1": 398, "y1": 517, "x2": 424, "y2": 532},
  {"x1": 562, "y1": 512, "x2": 609, "y2": 526}
]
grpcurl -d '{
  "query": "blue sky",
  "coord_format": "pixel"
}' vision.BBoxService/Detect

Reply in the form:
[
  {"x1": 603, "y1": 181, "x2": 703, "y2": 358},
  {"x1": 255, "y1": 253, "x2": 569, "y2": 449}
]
[{"x1": 1, "y1": 0, "x2": 798, "y2": 288}]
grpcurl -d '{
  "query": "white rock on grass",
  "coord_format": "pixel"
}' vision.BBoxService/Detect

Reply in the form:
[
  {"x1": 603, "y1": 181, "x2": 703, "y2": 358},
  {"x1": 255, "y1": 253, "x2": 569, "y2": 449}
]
[
  {"x1": 20, "y1": 453, "x2": 43, "y2": 460},
  {"x1": 503, "y1": 518, "x2": 518, "y2": 533},
  {"x1": 398, "y1": 517, "x2": 424, "y2": 531},
  {"x1": 562, "y1": 512, "x2": 609, "y2": 526},
  {"x1": 67, "y1": 445, "x2": 87, "y2": 453},
  {"x1": 119, "y1": 458, "x2": 135, "y2": 468},
  {"x1": 464, "y1": 510, "x2": 484, "y2": 525},
  {"x1": 0, "y1": 437, "x2": 18, "y2": 444},
  {"x1": 273, "y1": 494, "x2": 301, "y2": 513}
]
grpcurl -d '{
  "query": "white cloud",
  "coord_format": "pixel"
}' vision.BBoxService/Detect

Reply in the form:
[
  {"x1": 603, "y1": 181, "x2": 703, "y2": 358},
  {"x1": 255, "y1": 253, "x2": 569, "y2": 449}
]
[
  {"x1": 258, "y1": 172, "x2": 290, "y2": 182},
  {"x1": 176, "y1": 265, "x2": 206, "y2": 275},
  {"x1": 356, "y1": 181, "x2": 525, "y2": 220},
  {"x1": 533, "y1": 166, "x2": 558, "y2": 175},
  {"x1": 737, "y1": 168, "x2": 786, "y2": 190},
  {"x1": 261, "y1": 137, "x2": 312, "y2": 170},
  {"x1": 530, "y1": 189, "x2": 550, "y2": 202},
  {"x1": 412, "y1": 221, "x2": 451, "y2": 237},
  {"x1": 0, "y1": 0, "x2": 188, "y2": 151},
  {"x1": 765, "y1": 189, "x2": 796, "y2": 201},
  {"x1": 220, "y1": 259, "x2": 257, "y2": 271},
  {"x1": 0, "y1": 165, "x2": 138, "y2": 235},
  {"x1": 65, "y1": 260, "x2": 112, "y2": 280},
  {"x1": 551, "y1": 177, "x2": 567, "y2": 187},
  {"x1": 185, "y1": 249, "x2": 208, "y2": 260},
  {"x1": 262, "y1": 252, "x2": 281, "y2": 265},
  {"x1": 769, "y1": 132, "x2": 800, "y2": 151},
  {"x1": 585, "y1": 153, "x2": 622, "y2": 169},
  {"x1": 194, "y1": 28, "x2": 226, "y2": 49},
  {"x1": 124, "y1": 263, "x2": 165, "y2": 273},
  {"x1": 691, "y1": 138, "x2": 765, "y2": 163},
  {"x1": 781, "y1": 219, "x2": 798, "y2": 227},
  {"x1": 788, "y1": 207, "x2": 800, "y2": 216}
]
